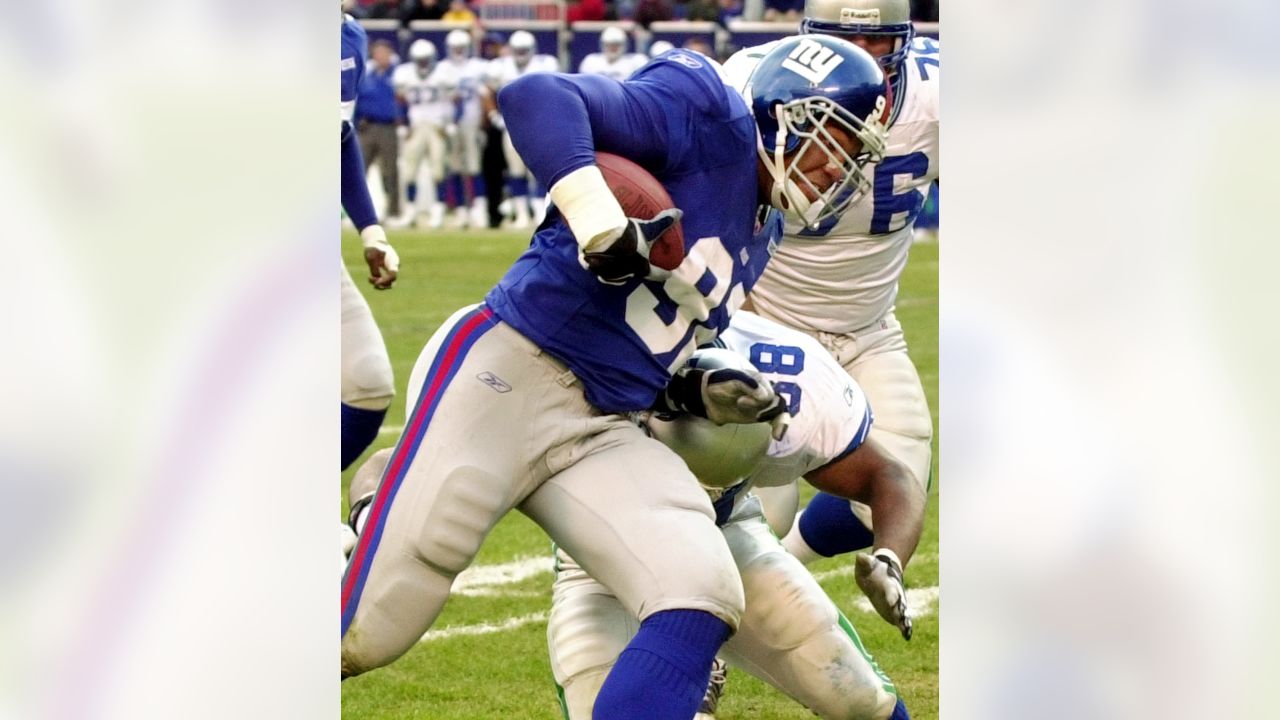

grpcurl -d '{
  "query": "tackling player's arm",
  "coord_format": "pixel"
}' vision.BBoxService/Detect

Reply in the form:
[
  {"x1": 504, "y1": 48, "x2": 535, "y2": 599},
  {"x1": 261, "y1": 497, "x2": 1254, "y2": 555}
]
[
  {"x1": 804, "y1": 437, "x2": 923, "y2": 565},
  {"x1": 804, "y1": 436, "x2": 924, "y2": 639}
]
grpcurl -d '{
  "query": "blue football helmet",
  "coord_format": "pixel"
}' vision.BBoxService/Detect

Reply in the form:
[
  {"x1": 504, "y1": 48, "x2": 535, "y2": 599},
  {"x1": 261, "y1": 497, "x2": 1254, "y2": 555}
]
[{"x1": 745, "y1": 35, "x2": 890, "y2": 229}]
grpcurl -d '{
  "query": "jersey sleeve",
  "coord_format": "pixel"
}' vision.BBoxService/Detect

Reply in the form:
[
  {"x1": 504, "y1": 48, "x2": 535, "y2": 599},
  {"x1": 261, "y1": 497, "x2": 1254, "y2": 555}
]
[
  {"x1": 496, "y1": 70, "x2": 674, "y2": 189},
  {"x1": 718, "y1": 312, "x2": 873, "y2": 487}
]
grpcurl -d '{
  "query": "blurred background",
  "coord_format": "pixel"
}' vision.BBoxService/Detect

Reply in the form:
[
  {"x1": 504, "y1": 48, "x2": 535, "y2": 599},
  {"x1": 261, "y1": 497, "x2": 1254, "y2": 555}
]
[{"x1": 1, "y1": 0, "x2": 1276, "y2": 717}]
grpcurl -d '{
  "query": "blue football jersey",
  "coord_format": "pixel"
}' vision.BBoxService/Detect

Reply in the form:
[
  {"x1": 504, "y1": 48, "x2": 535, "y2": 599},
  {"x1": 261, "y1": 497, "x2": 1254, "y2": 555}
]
[
  {"x1": 486, "y1": 51, "x2": 785, "y2": 413},
  {"x1": 341, "y1": 15, "x2": 367, "y2": 127}
]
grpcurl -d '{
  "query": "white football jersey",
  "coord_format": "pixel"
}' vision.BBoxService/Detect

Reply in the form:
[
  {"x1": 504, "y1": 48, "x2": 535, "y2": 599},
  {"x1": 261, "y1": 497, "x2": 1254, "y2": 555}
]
[
  {"x1": 577, "y1": 52, "x2": 648, "y2": 80},
  {"x1": 724, "y1": 36, "x2": 941, "y2": 334},
  {"x1": 427, "y1": 57, "x2": 490, "y2": 125},
  {"x1": 392, "y1": 61, "x2": 450, "y2": 127},
  {"x1": 715, "y1": 311, "x2": 872, "y2": 514},
  {"x1": 487, "y1": 53, "x2": 560, "y2": 89}
]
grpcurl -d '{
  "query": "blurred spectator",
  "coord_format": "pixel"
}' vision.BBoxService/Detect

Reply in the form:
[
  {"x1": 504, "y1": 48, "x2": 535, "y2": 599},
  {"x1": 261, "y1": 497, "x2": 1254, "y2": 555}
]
[
  {"x1": 634, "y1": 0, "x2": 673, "y2": 27},
  {"x1": 717, "y1": 0, "x2": 744, "y2": 26},
  {"x1": 682, "y1": 0, "x2": 720, "y2": 22},
  {"x1": 400, "y1": 0, "x2": 446, "y2": 23},
  {"x1": 682, "y1": 36, "x2": 714, "y2": 57},
  {"x1": 761, "y1": 0, "x2": 801, "y2": 21},
  {"x1": 567, "y1": 0, "x2": 607, "y2": 23},
  {"x1": 442, "y1": 0, "x2": 478, "y2": 23},
  {"x1": 359, "y1": 0, "x2": 401, "y2": 19},
  {"x1": 356, "y1": 39, "x2": 403, "y2": 220}
]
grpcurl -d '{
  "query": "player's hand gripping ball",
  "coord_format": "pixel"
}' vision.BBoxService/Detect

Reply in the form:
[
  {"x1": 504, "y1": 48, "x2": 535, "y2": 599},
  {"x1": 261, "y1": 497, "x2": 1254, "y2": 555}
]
[{"x1": 591, "y1": 152, "x2": 686, "y2": 275}]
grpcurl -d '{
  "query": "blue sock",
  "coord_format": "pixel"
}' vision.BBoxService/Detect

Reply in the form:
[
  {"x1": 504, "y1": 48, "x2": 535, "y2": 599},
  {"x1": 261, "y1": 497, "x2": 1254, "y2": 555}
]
[
  {"x1": 406, "y1": 182, "x2": 417, "y2": 204},
  {"x1": 341, "y1": 403, "x2": 386, "y2": 471},
  {"x1": 798, "y1": 491, "x2": 876, "y2": 557},
  {"x1": 471, "y1": 174, "x2": 486, "y2": 199},
  {"x1": 507, "y1": 176, "x2": 529, "y2": 198},
  {"x1": 594, "y1": 609, "x2": 730, "y2": 720},
  {"x1": 890, "y1": 697, "x2": 911, "y2": 720},
  {"x1": 436, "y1": 181, "x2": 449, "y2": 205}
]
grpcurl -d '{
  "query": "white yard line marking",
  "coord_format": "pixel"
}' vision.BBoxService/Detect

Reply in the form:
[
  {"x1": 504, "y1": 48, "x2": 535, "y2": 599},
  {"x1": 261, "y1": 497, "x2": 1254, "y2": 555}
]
[
  {"x1": 419, "y1": 612, "x2": 548, "y2": 643},
  {"x1": 453, "y1": 556, "x2": 554, "y2": 597}
]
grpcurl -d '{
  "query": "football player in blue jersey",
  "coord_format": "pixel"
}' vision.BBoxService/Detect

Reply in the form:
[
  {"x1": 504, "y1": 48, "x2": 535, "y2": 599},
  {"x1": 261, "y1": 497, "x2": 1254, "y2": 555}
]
[
  {"x1": 341, "y1": 36, "x2": 890, "y2": 719},
  {"x1": 341, "y1": 12, "x2": 399, "y2": 470}
]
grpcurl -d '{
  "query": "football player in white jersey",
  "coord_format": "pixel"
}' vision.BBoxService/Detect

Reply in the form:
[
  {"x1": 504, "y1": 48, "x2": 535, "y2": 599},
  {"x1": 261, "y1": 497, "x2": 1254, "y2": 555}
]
[
  {"x1": 545, "y1": 312, "x2": 924, "y2": 720},
  {"x1": 431, "y1": 29, "x2": 492, "y2": 228},
  {"x1": 484, "y1": 30, "x2": 559, "y2": 228},
  {"x1": 578, "y1": 26, "x2": 648, "y2": 80},
  {"x1": 722, "y1": 0, "x2": 939, "y2": 569},
  {"x1": 390, "y1": 39, "x2": 449, "y2": 228}
]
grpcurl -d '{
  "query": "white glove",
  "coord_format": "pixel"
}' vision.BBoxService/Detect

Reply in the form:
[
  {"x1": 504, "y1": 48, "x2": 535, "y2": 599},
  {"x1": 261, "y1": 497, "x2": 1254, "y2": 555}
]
[
  {"x1": 360, "y1": 224, "x2": 399, "y2": 289},
  {"x1": 855, "y1": 548, "x2": 913, "y2": 640}
]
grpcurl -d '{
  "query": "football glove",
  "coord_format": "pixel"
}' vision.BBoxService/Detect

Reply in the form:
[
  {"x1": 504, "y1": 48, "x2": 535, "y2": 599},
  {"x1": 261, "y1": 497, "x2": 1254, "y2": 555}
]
[
  {"x1": 361, "y1": 224, "x2": 399, "y2": 289},
  {"x1": 660, "y1": 361, "x2": 790, "y2": 439},
  {"x1": 581, "y1": 208, "x2": 682, "y2": 285},
  {"x1": 855, "y1": 548, "x2": 913, "y2": 640}
]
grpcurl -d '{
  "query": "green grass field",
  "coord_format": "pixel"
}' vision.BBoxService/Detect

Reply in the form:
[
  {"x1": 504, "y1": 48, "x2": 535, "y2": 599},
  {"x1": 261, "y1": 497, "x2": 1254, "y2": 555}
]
[{"x1": 341, "y1": 227, "x2": 938, "y2": 719}]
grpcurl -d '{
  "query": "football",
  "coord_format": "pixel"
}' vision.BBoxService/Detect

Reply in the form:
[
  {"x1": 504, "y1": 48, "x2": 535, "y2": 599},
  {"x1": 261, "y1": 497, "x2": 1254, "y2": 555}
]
[{"x1": 595, "y1": 151, "x2": 685, "y2": 270}]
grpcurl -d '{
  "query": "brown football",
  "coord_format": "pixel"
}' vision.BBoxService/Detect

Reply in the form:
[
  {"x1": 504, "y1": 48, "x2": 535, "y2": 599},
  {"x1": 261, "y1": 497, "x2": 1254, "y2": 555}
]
[{"x1": 595, "y1": 151, "x2": 685, "y2": 271}]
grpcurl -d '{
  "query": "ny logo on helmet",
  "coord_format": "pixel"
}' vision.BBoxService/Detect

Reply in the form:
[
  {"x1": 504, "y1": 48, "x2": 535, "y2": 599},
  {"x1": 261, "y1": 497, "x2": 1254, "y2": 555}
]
[{"x1": 780, "y1": 38, "x2": 844, "y2": 84}]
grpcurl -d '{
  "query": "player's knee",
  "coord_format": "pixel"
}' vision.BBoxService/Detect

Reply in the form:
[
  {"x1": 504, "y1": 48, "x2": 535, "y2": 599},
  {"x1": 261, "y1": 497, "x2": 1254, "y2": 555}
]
[
  {"x1": 412, "y1": 466, "x2": 512, "y2": 576},
  {"x1": 342, "y1": 351, "x2": 394, "y2": 409},
  {"x1": 740, "y1": 551, "x2": 832, "y2": 648}
]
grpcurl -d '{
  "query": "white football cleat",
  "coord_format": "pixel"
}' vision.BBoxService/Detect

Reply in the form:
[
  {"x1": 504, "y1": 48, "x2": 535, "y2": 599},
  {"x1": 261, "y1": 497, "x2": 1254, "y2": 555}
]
[{"x1": 695, "y1": 657, "x2": 727, "y2": 718}]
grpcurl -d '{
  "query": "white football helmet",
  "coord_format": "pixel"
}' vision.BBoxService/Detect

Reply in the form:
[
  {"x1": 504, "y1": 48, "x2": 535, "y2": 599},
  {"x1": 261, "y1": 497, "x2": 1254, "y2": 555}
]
[
  {"x1": 509, "y1": 30, "x2": 536, "y2": 66},
  {"x1": 600, "y1": 26, "x2": 627, "y2": 61},
  {"x1": 647, "y1": 348, "x2": 774, "y2": 490},
  {"x1": 446, "y1": 29, "x2": 471, "y2": 60},
  {"x1": 648, "y1": 39, "x2": 675, "y2": 58},
  {"x1": 409, "y1": 38, "x2": 437, "y2": 72}
]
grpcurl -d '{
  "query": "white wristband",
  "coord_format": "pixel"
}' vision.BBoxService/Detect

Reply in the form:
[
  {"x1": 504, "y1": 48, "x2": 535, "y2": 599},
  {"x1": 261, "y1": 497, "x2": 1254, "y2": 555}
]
[
  {"x1": 549, "y1": 165, "x2": 627, "y2": 254},
  {"x1": 360, "y1": 224, "x2": 388, "y2": 249}
]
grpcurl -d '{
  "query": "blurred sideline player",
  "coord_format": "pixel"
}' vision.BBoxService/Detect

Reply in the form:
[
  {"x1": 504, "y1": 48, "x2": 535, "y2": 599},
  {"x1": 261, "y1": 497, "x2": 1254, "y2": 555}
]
[
  {"x1": 340, "y1": 39, "x2": 890, "y2": 719},
  {"x1": 546, "y1": 313, "x2": 924, "y2": 720},
  {"x1": 723, "y1": 0, "x2": 939, "y2": 568},
  {"x1": 578, "y1": 26, "x2": 646, "y2": 80},
  {"x1": 391, "y1": 39, "x2": 449, "y2": 229},
  {"x1": 341, "y1": 12, "x2": 399, "y2": 470},
  {"x1": 433, "y1": 29, "x2": 491, "y2": 229},
  {"x1": 484, "y1": 30, "x2": 559, "y2": 228}
]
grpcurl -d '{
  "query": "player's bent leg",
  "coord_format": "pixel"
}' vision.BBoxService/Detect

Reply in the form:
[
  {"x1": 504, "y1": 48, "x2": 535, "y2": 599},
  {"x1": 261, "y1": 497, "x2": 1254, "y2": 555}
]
[
  {"x1": 548, "y1": 548, "x2": 638, "y2": 720},
  {"x1": 846, "y1": 331, "x2": 933, "y2": 495},
  {"x1": 720, "y1": 500, "x2": 899, "y2": 720},
  {"x1": 522, "y1": 427, "x2": 743, "y2": 720},
  {"x1": 343, "y1": 306, "x2": 560, "y2": 677}
]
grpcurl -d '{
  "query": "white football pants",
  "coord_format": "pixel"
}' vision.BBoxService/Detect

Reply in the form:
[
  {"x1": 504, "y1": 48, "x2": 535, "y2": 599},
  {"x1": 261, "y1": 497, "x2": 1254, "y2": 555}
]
[
  {"x1": 549, "y1": 496, "x2": 900, "y2": 720},
  {"x1": 340, "y1": 264, "x2": 394, "y2": 411},
  {"x1": 340, "y1": 304, "x2": 743, "y2": 677}
]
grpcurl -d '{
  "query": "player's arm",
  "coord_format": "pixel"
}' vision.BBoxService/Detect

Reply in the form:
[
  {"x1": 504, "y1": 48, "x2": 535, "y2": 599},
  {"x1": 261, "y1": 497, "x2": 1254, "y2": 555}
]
[
  {"x1": 341, "y1": 123, "x2": 399, "y2": 289},
  {"x1": 804, "y1": 437, "x2": 924, "y2": 566},
  {"x1": 804, "y1": 438, "x2": 924, "y2": 639},
  {"x1": 497, "y1": 72, "x2": 678, "y2": 279}
]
